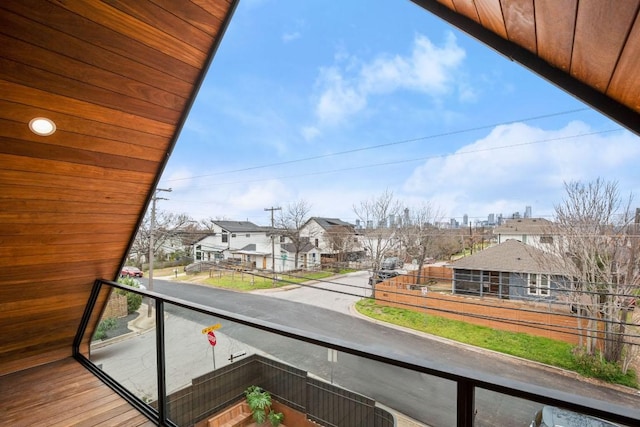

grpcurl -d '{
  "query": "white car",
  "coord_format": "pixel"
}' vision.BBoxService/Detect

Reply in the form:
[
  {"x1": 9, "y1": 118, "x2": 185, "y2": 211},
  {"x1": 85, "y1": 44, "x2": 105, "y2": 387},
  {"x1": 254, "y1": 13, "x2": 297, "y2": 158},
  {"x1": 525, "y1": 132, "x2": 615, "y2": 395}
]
[{"x1": 530, "y1": 406, "x2": 620, "y2": 427}]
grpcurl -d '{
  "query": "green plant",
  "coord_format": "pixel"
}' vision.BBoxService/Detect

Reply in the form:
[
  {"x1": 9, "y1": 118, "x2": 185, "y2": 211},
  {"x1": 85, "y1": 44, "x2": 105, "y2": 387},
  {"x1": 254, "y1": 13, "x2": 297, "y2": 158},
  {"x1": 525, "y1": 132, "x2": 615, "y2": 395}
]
[
  {"x1": 244, "y1": 386, "x2": 283, "y2": 426},
  {"x1": 572, "y1": 347, "x2": 637, "y2": 388},
  {"x1": 116, "y1": 277, "x2": 143, "y2": 313},
  {"x1": 268, "y1": 411, "x2": 284, "y2": 427},
  {"x1": 93, "y1": 317, "x2": 117, "y2": 340}
]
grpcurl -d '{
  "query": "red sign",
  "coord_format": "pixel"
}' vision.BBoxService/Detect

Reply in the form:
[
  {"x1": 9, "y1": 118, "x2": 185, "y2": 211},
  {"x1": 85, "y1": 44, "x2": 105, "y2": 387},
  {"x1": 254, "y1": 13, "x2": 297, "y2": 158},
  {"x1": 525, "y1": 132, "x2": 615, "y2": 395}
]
[{"x1": 207, "y1": 331, "x2": 217, "y2": 347}]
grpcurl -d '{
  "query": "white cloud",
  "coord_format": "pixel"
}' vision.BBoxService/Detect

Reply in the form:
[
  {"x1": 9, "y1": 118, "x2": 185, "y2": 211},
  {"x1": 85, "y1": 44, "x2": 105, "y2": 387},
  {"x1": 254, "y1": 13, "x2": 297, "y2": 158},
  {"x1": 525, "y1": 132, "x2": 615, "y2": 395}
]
[
  {"x1": 310, "y1": 32, "x2": 466, "y2": 127},
  {"x1": 314, "y1": 67, "x2": 367, "y2": 125},
  {"x1": 402, "y1": 121, "x2": 640, "y2": 218},
  {"x1": 232, "y1": 180, "x2": 291, "y2": 211}
]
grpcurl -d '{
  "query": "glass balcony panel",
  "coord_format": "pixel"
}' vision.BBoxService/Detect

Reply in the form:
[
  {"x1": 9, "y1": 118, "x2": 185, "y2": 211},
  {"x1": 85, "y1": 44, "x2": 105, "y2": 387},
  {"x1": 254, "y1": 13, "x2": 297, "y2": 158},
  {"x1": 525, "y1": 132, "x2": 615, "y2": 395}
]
[
  {"x1": 88, "y1": 284, "x2": 158, "y2": 405},
  {"x1": 474, "y1": 388, "x2": 630, "y2": 427},
  {"x1": 161, "y1": 302, "x2": 457, "y2": 427}
]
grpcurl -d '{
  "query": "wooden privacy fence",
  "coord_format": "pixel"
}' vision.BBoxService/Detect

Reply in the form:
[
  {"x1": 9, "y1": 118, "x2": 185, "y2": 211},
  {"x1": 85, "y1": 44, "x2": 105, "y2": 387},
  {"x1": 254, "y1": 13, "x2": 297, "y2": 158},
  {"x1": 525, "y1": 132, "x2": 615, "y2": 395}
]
[
  {"x1": 396, "y1": 265, "x2": 452, "y2": 285},
  {"x1": 375, "y1": 282, "x2": 580, "y2": 345},
  {"x1": 163, "y1": 354, "x2": 394, "y2": 427}
]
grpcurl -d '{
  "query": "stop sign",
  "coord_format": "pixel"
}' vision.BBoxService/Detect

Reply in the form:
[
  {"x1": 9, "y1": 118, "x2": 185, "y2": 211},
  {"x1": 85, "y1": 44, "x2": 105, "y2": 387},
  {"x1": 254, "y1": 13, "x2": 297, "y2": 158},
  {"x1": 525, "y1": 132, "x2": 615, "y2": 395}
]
[{"x1": 207, "y1": 331, "x2": 217, "y2": 347}]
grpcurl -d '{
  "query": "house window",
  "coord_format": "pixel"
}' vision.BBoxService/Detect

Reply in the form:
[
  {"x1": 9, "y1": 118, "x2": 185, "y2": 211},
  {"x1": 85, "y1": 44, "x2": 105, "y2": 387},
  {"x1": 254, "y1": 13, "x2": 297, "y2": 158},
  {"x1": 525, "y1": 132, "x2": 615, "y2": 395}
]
[
  {"x1": 540, "y1": 235, "x2": 553, "y2": 244},
  {"x1": 231, "y1": 233, "x2": 236, "y2": 238},
  {"x1": 314, "y1": 238, "x2": 319, "y2": 247},
  {"x1": 222, "y1": 232, "x2": 228, "y2": 243},
  {"x1": 527, "y1": 273, "x2": 550, "y2": 296},
  {"x1": 279, "y1": 236, "x2": 285, "y2": 243},
  {"x1": 540, "y1": 275, "x2": 549, "y2": 295},
  {"x1": 246, "y1": 234, "x2": 250, "y2": 238}
]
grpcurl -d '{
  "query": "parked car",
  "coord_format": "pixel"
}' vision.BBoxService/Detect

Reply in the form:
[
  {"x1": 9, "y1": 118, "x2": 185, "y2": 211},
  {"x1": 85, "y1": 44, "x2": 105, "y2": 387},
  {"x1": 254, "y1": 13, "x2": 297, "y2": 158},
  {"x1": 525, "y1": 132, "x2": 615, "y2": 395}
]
[
  {"x1": 120, "y1": 266, "x2": 143, "y2": 278},
  {"x1": 381, "y1": 257, "x2": 401, "y2": 270},
  {"x1": 368, "y1": 270, "x2": 400, "y2": 286},
  {"x1": 530, "y1": 406, "x2": 620, "y2": 427}
]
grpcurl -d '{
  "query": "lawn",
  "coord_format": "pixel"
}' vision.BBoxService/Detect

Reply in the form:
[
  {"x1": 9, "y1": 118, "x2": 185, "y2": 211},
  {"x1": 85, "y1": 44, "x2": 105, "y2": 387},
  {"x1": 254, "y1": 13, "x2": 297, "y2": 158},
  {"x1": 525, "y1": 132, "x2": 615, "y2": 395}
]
[
  {"x1": 355, "y1": 298, "x2": 637, "y2": 388},
  {"x1": 201, "y1": 270, "x2": 336, "y2": 291}
]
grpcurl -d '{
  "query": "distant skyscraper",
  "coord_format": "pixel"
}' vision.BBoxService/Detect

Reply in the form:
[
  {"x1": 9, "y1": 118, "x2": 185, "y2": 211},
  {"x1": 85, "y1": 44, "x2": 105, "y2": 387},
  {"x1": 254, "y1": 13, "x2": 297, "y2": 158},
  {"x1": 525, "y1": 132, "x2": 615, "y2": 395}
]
[
  {"x1": 463, "y1": 214, "x2": 468, "y2": 226},
  {"x1": 524, "y1": 206, "x2": 532, "y2": 218},
  {"x1": 488, "y1": 213, "x2": 495, "y2": 225}
]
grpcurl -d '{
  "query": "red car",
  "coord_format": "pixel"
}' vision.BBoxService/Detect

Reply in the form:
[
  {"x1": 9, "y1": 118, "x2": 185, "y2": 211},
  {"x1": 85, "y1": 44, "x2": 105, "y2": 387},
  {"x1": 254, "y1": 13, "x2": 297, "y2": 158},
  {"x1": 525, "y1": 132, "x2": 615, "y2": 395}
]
[{"x1": 121, "y1": 266, "x2": 143, "y2": 278}]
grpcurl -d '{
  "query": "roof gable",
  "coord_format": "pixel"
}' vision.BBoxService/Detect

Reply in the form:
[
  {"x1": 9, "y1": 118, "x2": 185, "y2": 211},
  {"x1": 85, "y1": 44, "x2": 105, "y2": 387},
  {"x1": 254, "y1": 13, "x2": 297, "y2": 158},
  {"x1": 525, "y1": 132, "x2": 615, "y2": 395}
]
[{"x1": 307, "y1": 217, "x2": 354, "y2": 230}]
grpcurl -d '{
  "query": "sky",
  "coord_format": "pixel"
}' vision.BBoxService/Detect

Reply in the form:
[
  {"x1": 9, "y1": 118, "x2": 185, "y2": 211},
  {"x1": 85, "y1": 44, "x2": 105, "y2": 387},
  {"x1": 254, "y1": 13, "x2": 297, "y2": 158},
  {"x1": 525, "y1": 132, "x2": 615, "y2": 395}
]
[{"x1": 157, "y1": 0, "x2": 640, "y2": 226}]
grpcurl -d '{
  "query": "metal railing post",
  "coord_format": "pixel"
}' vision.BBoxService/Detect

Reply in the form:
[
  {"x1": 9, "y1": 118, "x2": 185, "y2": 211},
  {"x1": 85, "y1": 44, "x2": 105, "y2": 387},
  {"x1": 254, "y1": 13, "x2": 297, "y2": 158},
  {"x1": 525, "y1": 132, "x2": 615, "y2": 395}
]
[
  {"x1": 156, "y1": 299, "x2": 168, "y2": 424},
  {"x1": 457, "y1": 379, "x2": 475, "y2": 427}
]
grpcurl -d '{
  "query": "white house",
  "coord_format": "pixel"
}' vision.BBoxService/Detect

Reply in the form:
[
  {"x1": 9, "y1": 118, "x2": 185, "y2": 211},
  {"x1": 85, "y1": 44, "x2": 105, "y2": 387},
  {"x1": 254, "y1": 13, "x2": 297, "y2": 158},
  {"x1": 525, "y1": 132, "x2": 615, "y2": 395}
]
[
  {"x1": 493, "y1": 218, "x2": 558, "y2": 253},
  {"x1": 193, "y1": 220, "x2": 272, "y2": 263},
  {"x1": 299, "y1": 217, "x2": 361, "y2": 259}
]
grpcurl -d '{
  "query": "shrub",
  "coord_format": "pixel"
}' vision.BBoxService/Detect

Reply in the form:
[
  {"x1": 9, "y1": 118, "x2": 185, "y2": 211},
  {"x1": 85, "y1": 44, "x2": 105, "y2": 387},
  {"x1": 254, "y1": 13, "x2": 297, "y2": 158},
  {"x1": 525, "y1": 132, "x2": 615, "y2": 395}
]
[
  {"x1": 116, "y1": 277, "x2": 143, "y2": 314},
  {"x1": 93, "y1": 317, "x2": 117, "y2": 341},
  {"x1": 572, "y1": 347, "x2": 638, "y2": 388}
]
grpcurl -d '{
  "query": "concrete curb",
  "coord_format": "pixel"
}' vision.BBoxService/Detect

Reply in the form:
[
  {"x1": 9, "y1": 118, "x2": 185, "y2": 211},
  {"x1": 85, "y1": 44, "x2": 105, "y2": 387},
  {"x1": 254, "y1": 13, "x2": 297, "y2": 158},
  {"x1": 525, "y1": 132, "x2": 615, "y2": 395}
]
[
  {"x1": 90, "y1": 305, "x2": 157, "y2": 350},
  {"x1": 348, "y1": 302, "x2": 640, "y2": 397}
]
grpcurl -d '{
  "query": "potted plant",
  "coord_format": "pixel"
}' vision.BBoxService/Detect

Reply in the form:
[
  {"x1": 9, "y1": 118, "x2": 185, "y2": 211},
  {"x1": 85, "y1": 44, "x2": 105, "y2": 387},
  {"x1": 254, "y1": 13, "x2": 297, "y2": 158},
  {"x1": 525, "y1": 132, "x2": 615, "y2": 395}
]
[{"x1": 244, "y1": 386, "x2": 284, "y2": 426}]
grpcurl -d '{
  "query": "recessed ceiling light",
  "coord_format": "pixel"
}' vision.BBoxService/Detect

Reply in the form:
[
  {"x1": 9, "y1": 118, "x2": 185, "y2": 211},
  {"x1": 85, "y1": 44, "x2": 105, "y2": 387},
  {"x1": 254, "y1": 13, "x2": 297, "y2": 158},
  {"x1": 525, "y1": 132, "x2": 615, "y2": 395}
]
[{"x1": 29, "y1": 117, "x2": 56, "y2": 136}]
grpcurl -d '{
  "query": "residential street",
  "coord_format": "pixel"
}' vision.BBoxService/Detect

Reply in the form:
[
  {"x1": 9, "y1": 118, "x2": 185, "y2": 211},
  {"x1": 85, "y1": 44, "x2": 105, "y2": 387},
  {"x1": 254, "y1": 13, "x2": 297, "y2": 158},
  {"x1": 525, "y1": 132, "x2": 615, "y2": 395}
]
[{"x1": 95, "y1": 275, "x2": 640, "y2": 426}]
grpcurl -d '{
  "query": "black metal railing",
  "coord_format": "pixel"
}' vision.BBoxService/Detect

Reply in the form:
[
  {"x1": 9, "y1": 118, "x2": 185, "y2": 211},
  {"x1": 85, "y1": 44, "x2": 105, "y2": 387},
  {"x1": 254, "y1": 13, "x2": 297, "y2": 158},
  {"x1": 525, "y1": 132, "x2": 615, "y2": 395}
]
[{"x1": 74, "y1": 279, "x2": 639, "y2": 427}]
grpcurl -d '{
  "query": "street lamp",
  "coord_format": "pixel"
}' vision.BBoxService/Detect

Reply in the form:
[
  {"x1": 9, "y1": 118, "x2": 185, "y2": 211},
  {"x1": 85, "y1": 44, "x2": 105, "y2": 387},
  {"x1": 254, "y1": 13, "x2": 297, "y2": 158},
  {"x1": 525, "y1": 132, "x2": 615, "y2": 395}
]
[{"x1": 148, "y1": 187, "x2": 172, "y2": 316}]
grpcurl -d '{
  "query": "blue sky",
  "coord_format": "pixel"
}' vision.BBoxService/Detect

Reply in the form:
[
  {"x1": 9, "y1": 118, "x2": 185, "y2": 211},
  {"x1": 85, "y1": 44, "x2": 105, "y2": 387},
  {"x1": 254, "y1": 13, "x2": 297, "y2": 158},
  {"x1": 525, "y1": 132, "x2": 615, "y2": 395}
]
[{"x1": 158, "y1": 0, "x2": 640, "y2": 225}]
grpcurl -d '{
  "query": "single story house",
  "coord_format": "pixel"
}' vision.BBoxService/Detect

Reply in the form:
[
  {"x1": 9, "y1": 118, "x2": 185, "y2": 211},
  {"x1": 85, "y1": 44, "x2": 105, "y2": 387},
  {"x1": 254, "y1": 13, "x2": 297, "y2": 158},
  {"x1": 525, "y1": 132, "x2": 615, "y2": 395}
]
[
  {"x1": 450, "y1": 239, "x2": 569, "y2": 301},
  {"x1": 280, "y1": 242, "x2": 322, "y2": 271}
]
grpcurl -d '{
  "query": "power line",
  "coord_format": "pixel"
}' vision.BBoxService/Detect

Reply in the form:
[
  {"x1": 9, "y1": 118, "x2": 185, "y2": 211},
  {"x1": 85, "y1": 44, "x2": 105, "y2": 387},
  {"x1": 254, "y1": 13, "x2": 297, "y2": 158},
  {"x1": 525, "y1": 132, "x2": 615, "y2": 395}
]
[
  {"x1": 165, "y1": 128, "x2": 622, "y2": 188},
  {"x1": 164, "y1": 108, "x2": 593, "y2": 183}
]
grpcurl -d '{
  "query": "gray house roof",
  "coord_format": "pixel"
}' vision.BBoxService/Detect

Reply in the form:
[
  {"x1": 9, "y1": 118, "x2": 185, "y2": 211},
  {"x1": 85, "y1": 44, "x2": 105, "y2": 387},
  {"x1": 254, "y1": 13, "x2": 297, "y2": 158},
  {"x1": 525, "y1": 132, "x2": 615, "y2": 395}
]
[
  {"x1": 307, "y1": 217, "x2": 354, "y2": 230},
  {"x1": 493, "y1": 218, "x2": 554, "y2": 235},
  {"x1": 451, "y1": 239, "x2": 566, "y2": 275},
  {"x1": 212, "y1": 220, "x2": 269, "y2": 233}
]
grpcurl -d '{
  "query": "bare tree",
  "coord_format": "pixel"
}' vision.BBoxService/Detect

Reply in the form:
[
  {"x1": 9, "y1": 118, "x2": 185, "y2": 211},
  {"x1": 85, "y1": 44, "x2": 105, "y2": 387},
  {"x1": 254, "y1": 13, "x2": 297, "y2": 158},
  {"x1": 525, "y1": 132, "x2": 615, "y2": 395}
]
[
  {"x1": 277, "y1": 200, "x2": 312, "y2": 269},
  {"x1": 398, "y1": 203, "x2": 444, "y2": 284},
  {"x1": 353, "y1": 190, "x2": 401, "y2": 274},
  {"x1": 325, "y1": 225, "x2": 359, "y2": 266},
  {"x1": 549, "y1": 178, "x2": 638, "y2": 364},
  {"x1": 434, "y1": 230, "x2": 464, "y2": 261},
  {"x1": 130, "y1": 211, "x2": 194, "y2": 266}
]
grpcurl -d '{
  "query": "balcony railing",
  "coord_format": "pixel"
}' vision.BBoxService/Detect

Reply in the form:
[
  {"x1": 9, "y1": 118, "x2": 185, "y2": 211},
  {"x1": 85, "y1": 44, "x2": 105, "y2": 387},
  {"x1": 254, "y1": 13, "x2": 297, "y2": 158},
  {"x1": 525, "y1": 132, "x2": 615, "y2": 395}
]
[{"x1": 74, "y1": 279, "x2": 639, "y2": 427}]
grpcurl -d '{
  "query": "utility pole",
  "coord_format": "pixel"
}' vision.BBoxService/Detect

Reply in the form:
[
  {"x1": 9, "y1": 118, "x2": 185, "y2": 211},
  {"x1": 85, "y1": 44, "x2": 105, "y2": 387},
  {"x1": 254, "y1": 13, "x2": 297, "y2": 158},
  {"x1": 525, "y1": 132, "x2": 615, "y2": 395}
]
[
  {"x1": 264, "y1": 206, "x2": 281, "y2": 285},
  {"x1": 148, "y1": 187, "x2": 172, "y2": 317}
]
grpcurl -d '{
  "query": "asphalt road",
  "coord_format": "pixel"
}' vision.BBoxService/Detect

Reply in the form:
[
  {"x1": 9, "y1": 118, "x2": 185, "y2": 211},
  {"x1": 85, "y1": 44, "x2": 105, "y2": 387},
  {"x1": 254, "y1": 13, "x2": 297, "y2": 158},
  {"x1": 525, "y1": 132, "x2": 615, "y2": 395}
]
[{"x1": 140, "y1": 275, "x2": 639, "y2": 426}]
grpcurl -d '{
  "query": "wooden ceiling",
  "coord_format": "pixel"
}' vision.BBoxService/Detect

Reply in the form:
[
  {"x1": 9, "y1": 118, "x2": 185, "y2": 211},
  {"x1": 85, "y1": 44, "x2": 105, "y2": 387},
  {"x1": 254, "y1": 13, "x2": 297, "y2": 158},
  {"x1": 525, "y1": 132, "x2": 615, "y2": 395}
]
[
  {"x1": 412, "y1": 0, "x2": 640, "y2": 135},
  {"x1": 0, "y1": 0, "x2": 237, "y2": 375},
  {"x1": 1, "y1": 0, "x2": 639, "y2": 379}
]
